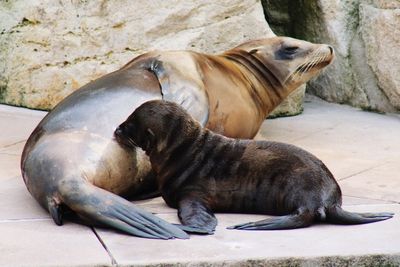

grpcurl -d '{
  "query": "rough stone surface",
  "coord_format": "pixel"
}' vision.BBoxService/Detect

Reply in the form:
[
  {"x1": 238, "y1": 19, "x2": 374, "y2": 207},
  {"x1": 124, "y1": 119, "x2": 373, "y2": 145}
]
[
  {"x1": 0, "y1": 0, "x2": 312, "y2": 116},
  {"x1": 359, "y1": 3, "x2": 400, "y2": 109},
  {"x1": 262, "y1": 0, "x2": 400, "y2": 113},
  {"x1": 268, "y1": 85, "x2": 306, "y2": 118}
]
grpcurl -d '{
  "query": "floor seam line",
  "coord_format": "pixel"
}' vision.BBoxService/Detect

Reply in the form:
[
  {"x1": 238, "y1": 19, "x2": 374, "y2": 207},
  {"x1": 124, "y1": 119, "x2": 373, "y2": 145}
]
[
  {"x1": 0, "y1": 218, "x2": 52, "y2": 223},
  {"x1": 0, "y1": 139, "x2": 27, "y2": 149},
  {"x1": 288, "y1": 123, "x2": 343, "y2": 143},
  {"x1": 343, "y1": 194, "x2": 400, "y2": 205},
  {"x1": 338, "y1": 162, "x2": 389, "y2": 181}
]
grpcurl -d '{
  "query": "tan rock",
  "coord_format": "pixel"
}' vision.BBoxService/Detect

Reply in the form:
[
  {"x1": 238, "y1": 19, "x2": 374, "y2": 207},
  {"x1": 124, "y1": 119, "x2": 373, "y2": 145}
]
[
  {"x1": 0, "y1": 0, "x2": 313, "y2": 118},
  {"x1": 269, "y1": 85, "x2": 306, "y2": 118},
  {"x1": 371, "y1": 0, "x2": 400, "y2": 9},
  {"x1": 360, "y1": 4, "x2": 400, "y2": 109}
]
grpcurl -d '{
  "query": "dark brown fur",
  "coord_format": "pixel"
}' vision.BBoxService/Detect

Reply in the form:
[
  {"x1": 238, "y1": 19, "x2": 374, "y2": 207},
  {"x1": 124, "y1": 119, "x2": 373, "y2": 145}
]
[{"x1": 115, "y1": 100, "x2": 393, "y2": 234}]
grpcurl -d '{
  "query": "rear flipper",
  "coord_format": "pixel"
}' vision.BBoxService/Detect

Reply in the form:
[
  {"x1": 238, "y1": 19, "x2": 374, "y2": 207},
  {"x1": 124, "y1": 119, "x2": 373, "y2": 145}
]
[
  {"x1": 52, "y1": 180, "x2": 188, "y2": 239},
  {"x1": 177, "y1": 197, "x2": 217, "y2": 235},
  {"x1": 326, "y1": 205, "x2": 394, "y2": 225},
  {"x1": 228, "y1": 210, "x2": 314, "y2": 230}
]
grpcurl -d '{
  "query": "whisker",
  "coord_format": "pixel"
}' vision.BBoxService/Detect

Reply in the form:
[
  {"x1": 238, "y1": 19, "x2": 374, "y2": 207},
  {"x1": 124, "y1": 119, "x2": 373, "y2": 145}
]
[
  {"x1": 127, "y1": 137, "x2": 138, "y2": 147},
  {"x1": 301, "y1": 48, "x2": 323, "y2": 78},
  {"x1": 301, "y1": 56, "x2": 321, "y2": 78},
  {"x1": 292, "y1": 50, "x2": 320, "y2": 79},
  {"x1": 283, "y1": 46, "x2": 329, "y2": 85},
  {"x1": 301, "y1": 48, "x2": 326, "y2": 78},
  {"x1": 284, "y1": 58, "x2": 307, "y2": 84}
]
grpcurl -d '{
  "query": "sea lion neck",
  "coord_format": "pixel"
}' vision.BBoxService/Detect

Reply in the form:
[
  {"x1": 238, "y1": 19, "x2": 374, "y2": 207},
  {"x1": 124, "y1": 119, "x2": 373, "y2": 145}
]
[
  {"x1": 150, "y1": 128, "x2": 216, "y2": 196},
  {"x1": 148, "y1": 117, "x2": 204, "y2": 173},
  {"x1": 222, "y1": 50, "x2": 285, "y2": 116}
]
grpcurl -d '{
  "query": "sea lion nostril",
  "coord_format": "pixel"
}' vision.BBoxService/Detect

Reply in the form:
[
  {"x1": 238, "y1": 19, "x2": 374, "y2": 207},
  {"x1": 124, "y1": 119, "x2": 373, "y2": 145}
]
[{"x1": 115, "y1": 126, "x2": 123, "y2": 137}]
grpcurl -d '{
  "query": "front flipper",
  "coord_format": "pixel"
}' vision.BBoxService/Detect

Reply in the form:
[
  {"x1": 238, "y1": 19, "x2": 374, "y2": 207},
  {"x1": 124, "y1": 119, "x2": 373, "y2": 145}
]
[
  {"x1": 58, "y1": 179, "x2": 189, "y2": 239},
  {"x1": 177, "y1": 197, "x2": 217, "y2": 235},
  {"x1": 148, "y1": 57, "x2": 209, "y2": 126}
]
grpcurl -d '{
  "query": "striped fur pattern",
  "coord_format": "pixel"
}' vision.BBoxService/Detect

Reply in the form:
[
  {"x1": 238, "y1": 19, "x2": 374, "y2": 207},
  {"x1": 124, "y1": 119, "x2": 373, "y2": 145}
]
[{"x1": 115, "y1": 100, "x2": 393, "y2": 234}]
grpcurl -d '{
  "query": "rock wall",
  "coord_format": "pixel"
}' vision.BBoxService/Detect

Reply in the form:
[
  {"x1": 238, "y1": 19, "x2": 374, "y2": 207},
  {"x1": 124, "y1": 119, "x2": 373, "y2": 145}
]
[
  {"x1": 262, "y1": 0, "x2": 400, "y2": 113},
  {"x1": 0, "y1": 0, "x2": 304, "y2": 116}
]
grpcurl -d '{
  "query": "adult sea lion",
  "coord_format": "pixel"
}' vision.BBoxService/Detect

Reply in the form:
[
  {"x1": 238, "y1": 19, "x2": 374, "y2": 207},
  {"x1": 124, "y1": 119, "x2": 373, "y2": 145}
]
[
  {"x1": 115, "y1": 100, "x2": 393, "y2": 234},
  {"x1": 21, "y1": 37, "x2": 335, "y2": 239}
]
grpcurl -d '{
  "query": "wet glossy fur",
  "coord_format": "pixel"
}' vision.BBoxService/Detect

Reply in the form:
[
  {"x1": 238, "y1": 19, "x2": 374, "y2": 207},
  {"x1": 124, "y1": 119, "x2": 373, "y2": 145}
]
[{"x1": 116, "y1": 100, "x2": 393, "y2": 234}]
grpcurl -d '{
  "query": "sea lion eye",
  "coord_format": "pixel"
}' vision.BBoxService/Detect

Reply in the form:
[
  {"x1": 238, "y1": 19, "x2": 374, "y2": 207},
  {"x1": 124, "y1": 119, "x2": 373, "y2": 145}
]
[
  {"x1": 283, "y1": 46, "x2": 299, "y2": 54},
  {"x1": 275, "y1": 45, "x2": 300, "y2": 60}
]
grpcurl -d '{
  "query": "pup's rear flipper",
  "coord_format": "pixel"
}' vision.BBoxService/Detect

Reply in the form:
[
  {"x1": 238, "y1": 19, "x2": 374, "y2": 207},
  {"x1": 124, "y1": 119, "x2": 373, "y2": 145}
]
[
  {"x1": 228, "y1": 210, "x2": 314, "y2": 230},
  {"x1": 56, "y1": 180, "x2": 189, "y2": 239},
  {"x1": 326, "y1": 206, "x2": 394, "y2": 225}
]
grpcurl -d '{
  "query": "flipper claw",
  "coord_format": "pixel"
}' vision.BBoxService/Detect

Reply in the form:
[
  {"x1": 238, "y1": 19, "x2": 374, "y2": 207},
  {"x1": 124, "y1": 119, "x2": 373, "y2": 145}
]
[{"x1": 174, "y1": 224, "x2": 214, "y2": 235}]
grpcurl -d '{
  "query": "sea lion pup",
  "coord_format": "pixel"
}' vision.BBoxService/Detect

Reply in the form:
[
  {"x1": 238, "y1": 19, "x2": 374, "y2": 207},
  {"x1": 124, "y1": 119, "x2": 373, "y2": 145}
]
[
  {"x1": 115, "y1": 100, "x2": 394, "y2": 234},
  {"x1": 21, "y1": 36, "x2": 334, "y2": 239}
]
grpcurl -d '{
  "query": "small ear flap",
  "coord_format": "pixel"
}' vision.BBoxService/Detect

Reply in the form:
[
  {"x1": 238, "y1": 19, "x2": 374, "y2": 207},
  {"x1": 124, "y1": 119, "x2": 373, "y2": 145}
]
[
  {"x1": 249, "y1": 49, "x2": 258, "y2": 54},
  {"x1": 147, "y1": 128, "x2": 155, "y2": 137}
]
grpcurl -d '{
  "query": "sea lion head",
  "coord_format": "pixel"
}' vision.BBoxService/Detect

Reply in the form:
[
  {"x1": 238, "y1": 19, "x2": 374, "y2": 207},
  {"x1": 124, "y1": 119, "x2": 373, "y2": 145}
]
[
  {"x1": 225, "y1": 36, "x2": 334, "y2": 92},
  {"x1": 115, "y1": 100, "x2": 198, "y2": 154}
]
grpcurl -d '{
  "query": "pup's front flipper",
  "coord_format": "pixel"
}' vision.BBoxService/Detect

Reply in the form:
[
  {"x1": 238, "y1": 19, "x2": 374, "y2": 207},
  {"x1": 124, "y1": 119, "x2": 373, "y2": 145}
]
[{"x1": 176, "y1": 197, "x2": 217, "y2": 235}]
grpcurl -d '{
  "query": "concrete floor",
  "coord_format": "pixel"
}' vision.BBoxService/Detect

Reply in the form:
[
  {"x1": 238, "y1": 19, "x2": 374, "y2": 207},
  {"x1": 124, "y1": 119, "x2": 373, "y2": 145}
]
[{"x1": 0, "y1": 95, "x2": 399, "y2": 266}]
